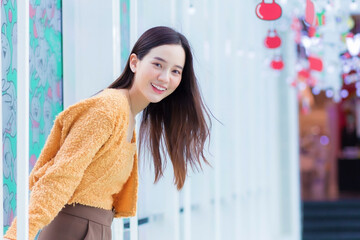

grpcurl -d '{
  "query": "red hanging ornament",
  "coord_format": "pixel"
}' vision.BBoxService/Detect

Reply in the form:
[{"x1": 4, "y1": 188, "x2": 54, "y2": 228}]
[
  {"x1": 347, "y1": 32, "x2": 354, "y2": 38},
  {"x1": 270, "y1": 55, "x2": 284, "y2": 70},
  {"x1": 308, "y1": 55, "x2": 323, "y2": 72},
  {"x1": 308, "y1": 26, "x2": 317, "y2": 38},
  {"x1": 255, "y1": 0, "x2": 282, "y2": 21},
  {"x1": 305, "y1": 0, "x2": 315, "y2": 26},
  {"x1": 264, "y1": 29, "x2": 282, "y2": 49},
  {"x1": 343, "y1": 52, "x2": 352, "y2": 59},
  {"x1": 298, "y1": 69, "x2": 310, "y2": 79}
]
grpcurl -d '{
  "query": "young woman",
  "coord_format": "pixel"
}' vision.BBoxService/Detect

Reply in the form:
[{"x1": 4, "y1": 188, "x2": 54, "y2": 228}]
[{"x1": 4, "y1": 26, "x2": 210, "y2": 240}]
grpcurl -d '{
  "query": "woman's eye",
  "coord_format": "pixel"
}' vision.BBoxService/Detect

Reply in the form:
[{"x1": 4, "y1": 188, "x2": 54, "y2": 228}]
[
  {"x1": 153, "y1": 63, "x2": 161, "y2": 68},
  {"x1": 173, "y1": 70, "x2": 181, "y2": 75}
]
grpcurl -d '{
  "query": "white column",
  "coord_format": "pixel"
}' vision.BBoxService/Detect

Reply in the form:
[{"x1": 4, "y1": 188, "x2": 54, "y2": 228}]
[
  {"x1": 63, "y1": 0, "x2": 116, "y2": 106},
  {"x1": 173, "y1": 191, "x2": 180, "y2": 240},
  {"x1": 170, "y1": 0, "x2": 176, "y2": 27},
  {"x1": 111, "y1": 0, "x2": 124, "y2": 239},
  {"x1": 284, "y1": 29, "x2": 301, "y2": 240},
  {"x1": 129, "y1": 1, "x2": 139, "y2": 239},
  {"x1": 130, "y1": 0, "x2": 138, "y2": 48},
  {"x1": 17, "y1": 0, "x2": 30, "y2": 239},
  {"x1": 62, "y1": 0, "x2": 77, "y2": 107},
  {"x1": 113, "y1": 0, "x2": 121, "y2": 79},
  {"x1": 130, "y1": 215, "x2": 138, "y2": 240},
  {"x1": 232, "y1": 0, "x2": 242, "y2": 239},
  {"x1": 182, "y1": 179, "x2": 191, "y2": 240},
  {"x1": 112, "y1": 221, "x2": 124, "y2": 240},
  {"x1": 182, "y1": 1, "x2": 191, "y2": 240},
  {"x1": 210, "y1": 0, "x2": 221, "y2": 239}
]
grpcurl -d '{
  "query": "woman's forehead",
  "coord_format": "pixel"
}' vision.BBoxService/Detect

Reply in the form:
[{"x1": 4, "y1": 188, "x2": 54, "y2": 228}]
[{"x1": 146, "y1": 44, "x2": 185, "y2": 67}]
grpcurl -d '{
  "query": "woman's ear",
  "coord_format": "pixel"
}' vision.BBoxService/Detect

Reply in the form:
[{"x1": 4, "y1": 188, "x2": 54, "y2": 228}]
[{"x1": 129, "y1": 53, "x2": 138, "y2": 73}]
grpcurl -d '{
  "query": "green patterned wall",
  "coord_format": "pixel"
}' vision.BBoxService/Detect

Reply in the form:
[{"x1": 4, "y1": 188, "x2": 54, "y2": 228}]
[
  {"x1": 29, "y1": 0, "x2": 63, "y2": 171},
  {"x1": 2, "y1": 0, "x2": 17, "y2": 232},
  {"x1": 121, "y1": 0, "x2": 130, "y2": 70},
  {"x1": 2, "y1": 0, "x2": 63, "y2": 233}
]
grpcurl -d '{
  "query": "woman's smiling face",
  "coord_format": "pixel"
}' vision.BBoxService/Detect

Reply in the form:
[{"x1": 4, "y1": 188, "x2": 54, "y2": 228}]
[{"x1": 129, "y1": 44, "x2": 186, "y2": 104}]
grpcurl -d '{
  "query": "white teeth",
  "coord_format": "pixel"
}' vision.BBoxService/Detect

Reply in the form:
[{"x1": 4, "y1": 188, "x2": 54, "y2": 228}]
[{"x1": 152, "y1": 83, "x2": 166, "y2": 91}]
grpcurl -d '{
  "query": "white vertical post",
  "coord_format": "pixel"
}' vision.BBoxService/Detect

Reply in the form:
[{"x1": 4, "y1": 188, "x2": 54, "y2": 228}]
[
  {"x1": 130, "y1": 0, "x2": 138, "y2": 47},
  {"x1": 182, "y1": 1, "x2": 191, "y2": 240},
  {"x1": 232, "y1": 0, "x2": 242, "y2": 239},
  {"x1": 113, "y1": 0, "x2": 121, "y2": 79},
  {"x1": 62, "y1": 0, "x2": 77, "y2": 108},
  {"x1": 172, "y1": 0, "x2": 182, "y2": 236},
  {"x1": 211, "y1": 0, "x2": 221, "y2": 238},
  {"x1": 17, "y1": 0, "x2": 30, "y2": 239},
  {"x1": 285, "y1": 30, "x2": 301, "y2": 240},
  {"x1": 183, "y1": 180, "x2": 191, "y2": 240},
  {"x1": 112, "y1": 221, "x2": 124, "y2": 240},
  {"x1": 112, "y1": 0, "x2": 124, "y2": 239},
  {"x1": 173, "y1": 189, "x2": 180, "y2": 240},
  {"x1": 170, "y1": 0, "x2": 176, "y2": 27},
  {"x1": 172, "y1": 4, "x2": 180, "y2": 240},
  {"x1": 130, "y1": 213, "x2": 138, "y2": 240},
  {"x1": 129, "y1": 1, "x2": 139, "y2": 239}
]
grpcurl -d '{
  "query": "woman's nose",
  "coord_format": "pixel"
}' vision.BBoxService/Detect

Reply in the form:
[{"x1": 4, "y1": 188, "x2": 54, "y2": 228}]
[{"x1": 158, "y1": 70, "x2": 170, "y2": 83}]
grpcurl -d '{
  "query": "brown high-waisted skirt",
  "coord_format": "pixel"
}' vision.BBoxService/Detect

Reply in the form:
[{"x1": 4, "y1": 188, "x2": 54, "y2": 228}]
[{"x1": 38, "y1": 204, "x2": 115, "y2": 240}]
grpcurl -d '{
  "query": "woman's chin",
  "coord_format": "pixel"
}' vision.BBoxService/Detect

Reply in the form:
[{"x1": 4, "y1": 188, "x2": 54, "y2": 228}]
[
  {"x1": 149, "y1": 98, "x2": 163, "y2": 104},
  {"x1": 147, "y1": 95, "x2": 167, "y2": 103}
]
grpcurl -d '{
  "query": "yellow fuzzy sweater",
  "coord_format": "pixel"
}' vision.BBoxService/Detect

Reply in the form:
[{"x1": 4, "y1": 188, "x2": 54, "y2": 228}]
[{"x1": 4, "y1": 88, "x2": 138, "y2": 240}]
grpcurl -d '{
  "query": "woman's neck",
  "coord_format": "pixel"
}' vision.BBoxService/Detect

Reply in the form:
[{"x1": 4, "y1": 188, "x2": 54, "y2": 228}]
[{"x1": 127, "y1": 88, "x2": 150, "y2": 116}]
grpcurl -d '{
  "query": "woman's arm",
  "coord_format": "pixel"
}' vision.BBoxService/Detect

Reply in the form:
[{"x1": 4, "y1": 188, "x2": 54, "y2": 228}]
[
  {"x1": 4, "y1": 108, "x2": 114, "y2": 240},
  {"x1": 112, "y1": 151, "x2": 138, "y2": 218}
]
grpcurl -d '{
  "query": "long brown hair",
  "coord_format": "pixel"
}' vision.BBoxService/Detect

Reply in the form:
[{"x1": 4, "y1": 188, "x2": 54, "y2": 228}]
[{"x1": 108, "y1": 26, "x2": 211, "y2": 190}]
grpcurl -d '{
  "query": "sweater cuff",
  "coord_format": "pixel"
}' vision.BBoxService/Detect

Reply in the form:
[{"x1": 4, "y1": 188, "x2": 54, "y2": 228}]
[
  {"x1": 4, "y1": 217, "x2": 17, "y2": 240},
  {"x1": 4, "y1": 217, "x2": 39, "y2": 240},
  {"x1": 114, "y1": 210, "x2": 136, "y2": 218}
]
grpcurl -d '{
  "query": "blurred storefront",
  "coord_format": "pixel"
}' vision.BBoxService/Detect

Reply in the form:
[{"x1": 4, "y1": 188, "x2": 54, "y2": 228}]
[{"x1": 298, "y1": 13, "x2": 360, "y2": 202}]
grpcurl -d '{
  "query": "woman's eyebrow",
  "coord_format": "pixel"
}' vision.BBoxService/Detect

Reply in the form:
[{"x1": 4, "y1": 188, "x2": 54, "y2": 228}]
[{"x1": 153, "y1": 57, "x2": 183, "y2": 70}]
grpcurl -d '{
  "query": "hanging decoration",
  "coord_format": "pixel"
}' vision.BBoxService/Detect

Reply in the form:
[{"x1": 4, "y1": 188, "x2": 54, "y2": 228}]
[
  {"x1": 256, "y1": 0, "x2": 360, "y2": 107},
  {"x1": 341, "y1": 33, "x2": 360, "y2": 86},
  {"x1": 308, "y1": 55, "x2": 323, "y2": 72},
  {"x1": 291, "y1": 17, "x2": 302, "y2": 44},
  {"x1": 289, "y1": 0, "x2": 355, "y2": 108},
  {"x1": 255, "y1": 0, "x2": 282, "y2": 21},
  {"x1": 316, "y1": 10, "x2": 326, "y2": 27},
  {"x1": 270, "y1": 55, "x2": 284, "y2": 70},
  {"x1": 256, "y1": 0, "x2": 284, "y2": 71},
  {"x1": 305, "y1": 0, "x2": 316, "y2": 26},
  {"x1": 264, "y1": 29, "x2": 282, "y2": 49}
]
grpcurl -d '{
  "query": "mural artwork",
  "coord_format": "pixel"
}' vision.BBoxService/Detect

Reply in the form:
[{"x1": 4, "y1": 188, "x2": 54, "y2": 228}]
[
  {"x1": 2, "y1": 0, "x2": 17, "y2": 233},
  {"x1": 121, "y1": 0, "x2": 130, "y2": 71},
  {"x1": 2, "y1": 0, "x2": 63, "y2": 234}
]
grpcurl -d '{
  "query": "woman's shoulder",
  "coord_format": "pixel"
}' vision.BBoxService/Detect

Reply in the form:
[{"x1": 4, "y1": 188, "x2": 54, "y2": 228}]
[
  {"x1": 57, "y1": 88, "x2": 130, "y2": 122},
  {"x1": 95, "y1": 88, "x2": 129, "y2": 114},
  {"x1": 94, "y1": 88, "x2": 127, "y2": 103}
]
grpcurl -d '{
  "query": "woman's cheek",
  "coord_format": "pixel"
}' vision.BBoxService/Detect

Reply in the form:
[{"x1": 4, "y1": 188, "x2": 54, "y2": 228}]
[
  {"x1": 149, "y1": 67, "x2": 159, "y2": 76},
  {"x1": 174, "y1": 78, "x2": 181, "y2": 89}
]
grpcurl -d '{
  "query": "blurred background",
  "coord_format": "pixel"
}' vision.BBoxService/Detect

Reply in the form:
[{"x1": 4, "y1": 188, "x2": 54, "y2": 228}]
[{"x1": 3, "y1": 0, "x2": 360, "y2": 239}]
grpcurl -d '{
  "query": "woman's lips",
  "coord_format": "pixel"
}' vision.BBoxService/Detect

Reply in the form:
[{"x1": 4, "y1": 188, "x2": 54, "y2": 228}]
[{"x1": 151, "y1": 83, "x2": 166, "y2": 94}]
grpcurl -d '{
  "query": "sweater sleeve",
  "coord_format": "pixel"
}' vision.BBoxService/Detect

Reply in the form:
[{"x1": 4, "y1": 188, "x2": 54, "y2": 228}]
[
  {"x1": 4, "y1": 108, "x2": 114, "y2": 240},
  {"x1": 112, "y1": 151, "x2": 138, "y2": 218}
]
